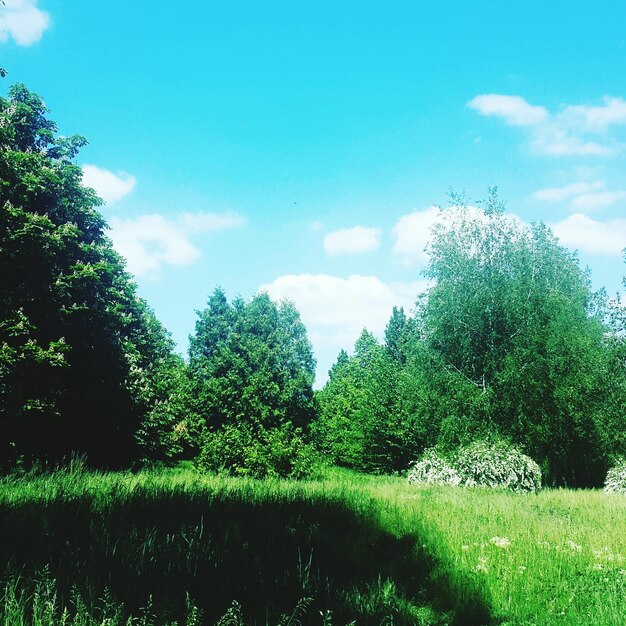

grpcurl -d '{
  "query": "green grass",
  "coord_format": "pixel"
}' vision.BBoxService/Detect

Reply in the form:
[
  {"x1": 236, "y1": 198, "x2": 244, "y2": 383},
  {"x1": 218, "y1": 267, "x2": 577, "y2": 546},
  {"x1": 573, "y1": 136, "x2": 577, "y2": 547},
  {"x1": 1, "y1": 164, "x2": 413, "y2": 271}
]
[{"x1": 0, "y1": 465, "x2": 624, "y2": 625}]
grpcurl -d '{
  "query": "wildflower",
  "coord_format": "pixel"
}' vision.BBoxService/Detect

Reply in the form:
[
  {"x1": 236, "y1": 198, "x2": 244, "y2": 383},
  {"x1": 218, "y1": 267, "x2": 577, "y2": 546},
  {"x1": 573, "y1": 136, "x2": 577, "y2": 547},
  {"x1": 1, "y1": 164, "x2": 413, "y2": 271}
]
[
  {"x1": 490, "y1": 536, "x2": 511, "y2": 548},
  {"x1": 462, "y1": 545, "x2": 470, "y2": 551},
  {"x1": 593, "y1": 563, "x2": 603, "y2": 571},
  {"x1": 565, "y1": 540, "x2": 582, "y2": 553},
  {"x1": 474, "y1": 556, "x2": 489, "y2": 573},
  {"x1": 592, "y1": 546, "x2": 623, "y2": 562},
  {"x1": 518, "y1": 565, "x2": 527, "y2": 574}
]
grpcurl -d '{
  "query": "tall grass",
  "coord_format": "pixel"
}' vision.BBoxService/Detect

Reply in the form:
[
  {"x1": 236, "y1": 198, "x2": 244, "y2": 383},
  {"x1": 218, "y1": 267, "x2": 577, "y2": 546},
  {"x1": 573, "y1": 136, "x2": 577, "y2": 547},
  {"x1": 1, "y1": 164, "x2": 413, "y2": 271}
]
[
  {"x1": 352, "y1": 471, "x2": 626, "y2": 625},
  {"x1": 0, "y1": 465, "x2": 624, "y2": 625}
]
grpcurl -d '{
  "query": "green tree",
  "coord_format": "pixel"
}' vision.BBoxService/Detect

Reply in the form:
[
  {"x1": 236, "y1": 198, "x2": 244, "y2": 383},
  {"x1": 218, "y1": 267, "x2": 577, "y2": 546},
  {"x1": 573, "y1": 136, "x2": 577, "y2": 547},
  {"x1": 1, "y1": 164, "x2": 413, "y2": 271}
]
[
  {"x1": 189, "y1": 289, "x2": 316, "y2": 431},
  {"x1": 313, "y1": 333, "x2": 372, "y2": 469},
  {"x1": 384, "y1": 306, "x2": 408, "y2": 363},
  {"x1": 314, "y1": 327, "x2": 424, "y2": 473},
  {"x1": 188, "y1": 289, "x2": 317, "y2": 476},
  {"x1": 0, "y1": 83, "x2": 175, "y2": 468},
  {"x1": 599, "y1": 251, "x2": 626, "y2": 463},
  {"x1": 420, "y1": 195, "x2": 615, "y2": 485}
]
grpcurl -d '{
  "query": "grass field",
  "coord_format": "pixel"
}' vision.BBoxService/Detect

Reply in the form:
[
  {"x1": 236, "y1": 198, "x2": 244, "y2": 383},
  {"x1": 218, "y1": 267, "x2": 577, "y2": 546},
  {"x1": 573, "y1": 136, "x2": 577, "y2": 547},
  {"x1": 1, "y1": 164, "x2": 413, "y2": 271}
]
[{"x1": 0, "y1": 465, "x2": 624, "y2": 625}]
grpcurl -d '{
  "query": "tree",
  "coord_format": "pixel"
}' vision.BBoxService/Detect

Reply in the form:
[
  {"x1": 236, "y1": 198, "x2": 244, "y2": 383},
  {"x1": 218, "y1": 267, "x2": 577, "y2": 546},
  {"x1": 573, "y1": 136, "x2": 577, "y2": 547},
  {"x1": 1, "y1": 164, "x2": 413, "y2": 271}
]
[
  {"x1": 189, "y1": 289, "x2": 316, "y2": 431},
  {"x1": 384, "y1": 306, "x2": 408, "y2": 363},
  {"x1": 313, "y1": 333, "x2": 373, "y2": 469},
  {"x1": 420, "y1": 195, "x2": 615, "y2": 485},
  {"x1": 0, "y1": 83, "x2": 175, "y2": 468},
  {"x1": 187, "y1": 289, "x2": 317, "y2": 476},
  {"x1": 598, "y1": 251, "x2": 626, "y2": 464},
  {"x1": 314, "y1": 327, "x2": 425, "y2": 473}
]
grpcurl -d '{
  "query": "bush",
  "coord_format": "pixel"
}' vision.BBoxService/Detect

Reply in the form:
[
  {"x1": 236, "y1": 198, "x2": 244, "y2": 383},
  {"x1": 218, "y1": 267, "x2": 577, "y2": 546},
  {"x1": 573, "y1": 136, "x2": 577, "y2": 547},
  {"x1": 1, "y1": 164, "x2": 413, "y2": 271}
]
[
  {"x1": 407, "y1": 448, "x2": 460, "y2": 486},
  {"x1": 407, "y1": 440, "x2": 542, "y2": 492},
  {"x1": 604, "y1": 458, "x2": 626, "y2": 494},
  {"x1": 454, "y1": 440, "x2": 542, "y2": 492},
  {"x1": 195, "y1": 422, "x2": 318, "y2": 479}
]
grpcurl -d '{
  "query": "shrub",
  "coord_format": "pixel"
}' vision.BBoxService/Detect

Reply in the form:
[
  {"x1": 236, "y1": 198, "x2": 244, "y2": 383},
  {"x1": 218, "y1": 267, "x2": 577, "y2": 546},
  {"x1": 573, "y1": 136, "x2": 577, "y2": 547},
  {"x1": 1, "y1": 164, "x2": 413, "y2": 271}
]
[
  {"x1": 407, "y1": 440, "x2": 542, "y2": 492},
  {"x1": 195, "y1": 422, "x2": 318, "y2": 479},
  {"x1": 454, "y1": 440, "x2": 542, "y2": 492},
  {"x1": 604, "y1": 458, "x2": 626, "y2": 494},
  {"x1": 407, "y1": 448, "x2": 460, "y2": 486}
]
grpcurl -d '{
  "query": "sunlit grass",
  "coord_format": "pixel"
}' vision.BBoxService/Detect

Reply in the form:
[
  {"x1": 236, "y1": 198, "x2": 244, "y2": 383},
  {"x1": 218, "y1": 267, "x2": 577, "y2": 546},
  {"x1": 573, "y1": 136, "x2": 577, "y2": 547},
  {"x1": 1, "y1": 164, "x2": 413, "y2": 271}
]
[
  {"x1": 0, "y1": 465, "x2": 624, "y2": 625},
  {"x1": 356, "y1": 473, "x2": 626, "y2": 625}
]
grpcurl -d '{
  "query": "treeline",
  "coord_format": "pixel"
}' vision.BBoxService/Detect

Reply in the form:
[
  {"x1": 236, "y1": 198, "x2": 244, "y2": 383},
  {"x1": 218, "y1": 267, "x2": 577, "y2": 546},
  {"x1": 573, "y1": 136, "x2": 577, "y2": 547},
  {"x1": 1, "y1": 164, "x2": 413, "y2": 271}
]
[
  {"x1": 316, "y1": 201, "x2": 626, "y2": 486},
  {"x1": 1, "y1": 84, "x2": 625, "y2": 486}
]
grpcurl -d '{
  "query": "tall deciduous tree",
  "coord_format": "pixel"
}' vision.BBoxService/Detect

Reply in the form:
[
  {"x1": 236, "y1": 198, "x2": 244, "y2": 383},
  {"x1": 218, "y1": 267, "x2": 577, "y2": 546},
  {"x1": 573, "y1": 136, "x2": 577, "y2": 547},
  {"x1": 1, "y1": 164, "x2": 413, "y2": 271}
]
[
  {"x1": 421, "y1": 195, "x2": 614, "y2": 485},
  {"x1": 0, "y1": 84, "x2": 174, "y2": 468}
]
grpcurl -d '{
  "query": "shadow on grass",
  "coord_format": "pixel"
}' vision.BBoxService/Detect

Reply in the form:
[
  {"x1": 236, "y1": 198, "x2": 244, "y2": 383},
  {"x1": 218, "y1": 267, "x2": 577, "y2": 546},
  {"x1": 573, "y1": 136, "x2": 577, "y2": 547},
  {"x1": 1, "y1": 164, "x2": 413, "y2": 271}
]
[{"x1": 0, "y1": 486, "x2": 496, "y2": 625}]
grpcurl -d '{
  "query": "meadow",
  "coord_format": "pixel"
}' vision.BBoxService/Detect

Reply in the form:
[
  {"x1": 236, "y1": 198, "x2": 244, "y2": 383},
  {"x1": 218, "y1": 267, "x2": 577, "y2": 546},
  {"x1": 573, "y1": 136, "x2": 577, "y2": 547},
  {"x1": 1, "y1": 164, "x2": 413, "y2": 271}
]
[{"x1": 0, "y1": 465, "x2": 624, "y2": 626}]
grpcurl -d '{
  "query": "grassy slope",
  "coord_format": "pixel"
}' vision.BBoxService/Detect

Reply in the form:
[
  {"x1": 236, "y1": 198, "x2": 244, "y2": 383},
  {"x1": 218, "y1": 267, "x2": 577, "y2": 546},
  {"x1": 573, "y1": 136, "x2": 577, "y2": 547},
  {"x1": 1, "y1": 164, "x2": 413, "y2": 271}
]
[{"x1": 0, "y1": 467, "x2": 624, "y2": 625}]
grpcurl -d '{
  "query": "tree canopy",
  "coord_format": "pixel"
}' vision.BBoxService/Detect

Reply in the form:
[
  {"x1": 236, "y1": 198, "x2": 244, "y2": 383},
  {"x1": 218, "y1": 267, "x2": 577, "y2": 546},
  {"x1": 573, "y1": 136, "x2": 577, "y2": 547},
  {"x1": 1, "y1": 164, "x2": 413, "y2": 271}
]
[
  {"x1": 0, "y1": 84, "x2": 174, "y2": 468},
  {"x1": 421, "y1": 199, "x2": 614, "y2": 485},
  {"x1": 313, "y1": 196, "x2": 626, "y2": 486},
  {"x1": 183, "y1": 288, "x2": 317, "y2": 476}
]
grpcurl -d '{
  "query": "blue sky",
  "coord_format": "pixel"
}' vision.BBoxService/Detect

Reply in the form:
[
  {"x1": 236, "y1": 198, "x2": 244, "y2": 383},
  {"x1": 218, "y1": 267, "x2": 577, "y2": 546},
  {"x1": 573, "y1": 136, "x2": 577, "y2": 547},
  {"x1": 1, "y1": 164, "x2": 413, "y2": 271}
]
[{"x1": 2, "y1": 0, "x2": 626, "y2": 384}]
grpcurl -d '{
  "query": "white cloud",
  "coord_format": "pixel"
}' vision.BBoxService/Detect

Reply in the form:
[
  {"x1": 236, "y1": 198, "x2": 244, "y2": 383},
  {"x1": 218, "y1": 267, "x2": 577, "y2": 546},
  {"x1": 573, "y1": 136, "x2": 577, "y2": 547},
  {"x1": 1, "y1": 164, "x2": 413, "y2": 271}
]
[
  {"x1": 469, "y1": 93, "x2": 626, "y2": 157},
  {"x1": 259, "y1": 273, "x2": 427, "y2": 385},
  {"x1": 530, "y1": 128, "x2": 612, "y2": 157},
  {"x1": 323, "y1": 225, "x2": 382, "y2": 255},
  {"x1": 561, "y1": 97, "x2": 626, "y2": 133},
  {"x1": 467, "y1": 94, "x2": 549, "y2": 126},
  {"x1": 532, "y1": 180, "x2": 606, "y2": 202},
  {"x1": 0, "y1": 0, "x2": 49, "y2": 46},
  {"x1": 532, "y1": 180, "x2": 625, "y2": 212},
  {"x1": 551, "y1": 213, "x2": 626, "y2": 256},
  {"x1": 82, "y1": 165, "x2": 137, "y2": 204},
  {"x1": 569, "y1": 190, "x2": 626, "y2": 212},
  {"x1": 109, "y1": 211, "x2": 245, "y2": 277},
  {"x1": 391, "y1": 206, "x2": 440, "y2": 264}
]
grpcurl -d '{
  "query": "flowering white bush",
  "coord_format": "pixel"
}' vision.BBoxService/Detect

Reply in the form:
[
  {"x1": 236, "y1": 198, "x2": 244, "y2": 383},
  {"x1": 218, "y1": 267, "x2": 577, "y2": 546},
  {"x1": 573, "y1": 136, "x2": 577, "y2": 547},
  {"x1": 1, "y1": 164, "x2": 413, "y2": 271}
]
[
  {"x1": 407, "y1": 440, "x2": 542, "y2": 492},
  {"x1": 604, "y1": 458, "x2": 626, "y2": 494},
  {"x1": 407, "y1": 448, "x2": 461, "y2": 486},
  {"x1": 454, "y1": 440, "x2": 542, "y2": 492}
]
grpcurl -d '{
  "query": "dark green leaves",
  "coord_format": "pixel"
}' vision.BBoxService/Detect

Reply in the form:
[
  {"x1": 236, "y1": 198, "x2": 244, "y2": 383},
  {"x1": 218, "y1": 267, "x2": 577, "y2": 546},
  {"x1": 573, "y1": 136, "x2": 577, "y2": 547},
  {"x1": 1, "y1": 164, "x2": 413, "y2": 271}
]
[{"x1": 0, "y1": 83, "x2": 175, "y2": 469}]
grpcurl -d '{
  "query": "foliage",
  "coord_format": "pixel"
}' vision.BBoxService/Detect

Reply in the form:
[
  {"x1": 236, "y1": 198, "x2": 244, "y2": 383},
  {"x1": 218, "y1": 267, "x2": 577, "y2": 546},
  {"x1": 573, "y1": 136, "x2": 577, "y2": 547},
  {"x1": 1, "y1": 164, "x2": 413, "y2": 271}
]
[
  {"x1": 454, "y1": 439, "x2": 542, "y2": 492},
  {"x1": 384, "y1": 306, "x2": 409, "y2": 364},
  {"x1": 312, "y1": 347, "x2": 368, "y2": 468},
  {"x1": 313, "y1": 329, "x2": 424, "y2": 474},
  {"x1": 314, "y1": 320, "x2": 490, "y2": 475},
  {"x1": 604, "y1": 457, "x2": 626, "y2": 494},
  {"x1": 195, "y1": 421, "x2": 318, "y2": 479},
  {"x1": 184, "y1": 288, "x2": 317, "y2": 477},
  {"x1": 0, "y1": 84, "x2": 176, "y2": 469},
  {"x1": 420, "y1": 193, "x2": 613, "y2": 485},
  {"x1": 134, "y1": 355, "x2": 201, "y2": 464},
  {"x1": 189, "y1": 289, "x2": 316, "y2": 432},
  {"x1": 407, "y1": 448, "x2": 461, "y2": 486}
]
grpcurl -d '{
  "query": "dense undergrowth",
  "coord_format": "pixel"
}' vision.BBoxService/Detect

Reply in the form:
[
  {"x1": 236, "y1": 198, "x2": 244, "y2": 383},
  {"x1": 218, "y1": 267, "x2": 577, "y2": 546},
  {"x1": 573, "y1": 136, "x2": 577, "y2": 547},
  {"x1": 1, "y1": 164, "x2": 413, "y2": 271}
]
[{"x1": 0, "y1": 466, "x2": 624, "y2": 625}]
